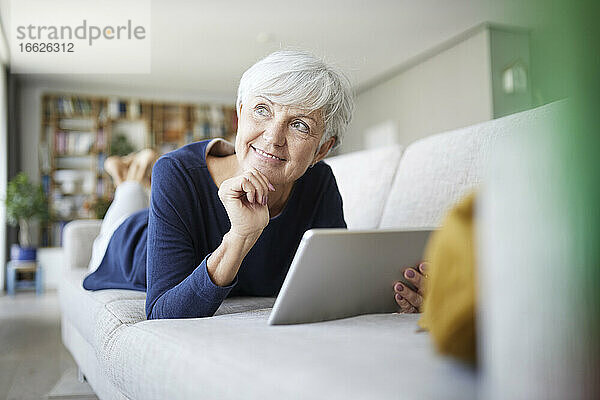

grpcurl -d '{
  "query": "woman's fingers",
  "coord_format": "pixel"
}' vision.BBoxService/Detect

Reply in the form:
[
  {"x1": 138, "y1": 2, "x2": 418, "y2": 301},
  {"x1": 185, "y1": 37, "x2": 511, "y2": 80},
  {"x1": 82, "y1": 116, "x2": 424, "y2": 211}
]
[
  {"x1": 403, "y1": 267, "x2": 425, "y2": 293},
  {"x1": 221, "y1": 169, "x2": 274, "y2": 207},
  {"x1": 249, "y1": 171, "x2": 270, "y2": 205},
  {"x1": 247, "y1": 169, "x2": 276, "y2": 205},
  {"x1": 239, "y1": 177, "x2": 255, "y2": 203},
  {"x1": 418, "y1": 262, "x2": 428, "y2": 276},
  {"x1": 395, "y1": 294, "x2": 418, "y2": 314},
  {"x1": 250, "y1": 169, "x2": 275, "y2": 192},
  {"x1": 393, "y1": 262, "x2": 429, "y2": 314},
  {"x1": 394, "y1": 282, "x2": 423, "y2": 309},
  {"x1": 395, "y1": 294, "x2": 415, "y2": 313},
  {"x1": 241, "y1": 171, "x2": 267, "y2": 205}
]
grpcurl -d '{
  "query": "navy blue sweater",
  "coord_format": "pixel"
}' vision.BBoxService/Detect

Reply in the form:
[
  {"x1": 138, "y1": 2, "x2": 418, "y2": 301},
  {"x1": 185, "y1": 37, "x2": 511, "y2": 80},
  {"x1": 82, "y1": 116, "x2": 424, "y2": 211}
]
[{"x1": 83, "y1": 140, "x2": 346, "y2": 319}]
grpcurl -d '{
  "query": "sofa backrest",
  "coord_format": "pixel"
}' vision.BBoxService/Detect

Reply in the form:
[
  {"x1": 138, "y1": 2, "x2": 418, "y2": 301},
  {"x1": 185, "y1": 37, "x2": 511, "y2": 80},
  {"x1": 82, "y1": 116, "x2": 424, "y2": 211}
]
[
  {"x1": 325, "y1": 144, "x2": 404, "y2": 229},
  {"x1": 63, "y1": 219, "x2": 102, "y2": 270},
  {"x1": 378, "y1": 106, "x2": 549, "y2": 229}
]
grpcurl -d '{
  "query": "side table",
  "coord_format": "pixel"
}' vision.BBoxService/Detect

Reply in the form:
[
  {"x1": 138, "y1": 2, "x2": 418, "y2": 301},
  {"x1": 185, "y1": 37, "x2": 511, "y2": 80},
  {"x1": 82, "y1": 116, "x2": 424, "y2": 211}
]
[{"x1": 6, "y1": 260, "x2": 43, "y2": 296}]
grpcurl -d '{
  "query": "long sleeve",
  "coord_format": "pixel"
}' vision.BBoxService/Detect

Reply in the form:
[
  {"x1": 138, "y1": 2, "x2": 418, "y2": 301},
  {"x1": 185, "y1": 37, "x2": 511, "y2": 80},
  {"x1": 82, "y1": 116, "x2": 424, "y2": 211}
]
[
  {"x1": 145, "y1": 156, "x2": 236, "y2": 319},
  {"x1": 148, "y1": 253, "x2": 236, "y2": 319}
]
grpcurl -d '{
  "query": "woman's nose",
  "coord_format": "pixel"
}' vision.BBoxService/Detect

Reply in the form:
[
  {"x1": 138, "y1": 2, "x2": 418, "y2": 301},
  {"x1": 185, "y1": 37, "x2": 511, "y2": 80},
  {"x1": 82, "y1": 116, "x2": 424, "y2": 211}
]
[{"x1": 262, "y1": 122, "x2": 286, "y2": 146}]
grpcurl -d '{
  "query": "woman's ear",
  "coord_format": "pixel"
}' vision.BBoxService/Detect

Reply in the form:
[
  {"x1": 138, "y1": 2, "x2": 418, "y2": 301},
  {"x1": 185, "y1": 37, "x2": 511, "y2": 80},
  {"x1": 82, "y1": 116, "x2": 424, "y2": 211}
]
[{"x1": 312, "y1": 137, "x2": 336, "y2": 165}]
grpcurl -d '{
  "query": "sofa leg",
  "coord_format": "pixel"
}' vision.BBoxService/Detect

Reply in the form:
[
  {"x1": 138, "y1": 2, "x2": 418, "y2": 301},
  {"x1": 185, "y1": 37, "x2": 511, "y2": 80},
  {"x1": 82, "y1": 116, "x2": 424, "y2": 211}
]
[{"x1": 77, "y1": 367, "x2": 87, "y2": 383}]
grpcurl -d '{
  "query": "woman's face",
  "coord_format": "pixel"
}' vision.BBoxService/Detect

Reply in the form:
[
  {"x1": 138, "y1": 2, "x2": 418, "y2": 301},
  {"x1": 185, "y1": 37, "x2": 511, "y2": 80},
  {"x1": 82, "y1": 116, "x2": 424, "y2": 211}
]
[{"x1": 235, "y1": 95, "x2": 334, "y2": 186}]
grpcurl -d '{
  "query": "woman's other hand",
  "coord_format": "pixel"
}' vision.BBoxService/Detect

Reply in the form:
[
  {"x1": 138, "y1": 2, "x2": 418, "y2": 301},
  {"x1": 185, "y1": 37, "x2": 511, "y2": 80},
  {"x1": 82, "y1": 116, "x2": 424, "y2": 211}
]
[
  {"x1": 394, "y1": 262, "x2": 428, "y2": 313},
  {"x1": 218, "y1": 168, "x2": 275, "y2": 238}
]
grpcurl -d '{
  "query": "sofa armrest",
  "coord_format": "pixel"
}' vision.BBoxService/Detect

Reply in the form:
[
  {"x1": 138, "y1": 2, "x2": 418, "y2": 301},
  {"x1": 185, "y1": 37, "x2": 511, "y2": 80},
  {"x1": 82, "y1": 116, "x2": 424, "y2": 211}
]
[{"x1": 63, "y1": 219, "x2": 102, "y2": 270}]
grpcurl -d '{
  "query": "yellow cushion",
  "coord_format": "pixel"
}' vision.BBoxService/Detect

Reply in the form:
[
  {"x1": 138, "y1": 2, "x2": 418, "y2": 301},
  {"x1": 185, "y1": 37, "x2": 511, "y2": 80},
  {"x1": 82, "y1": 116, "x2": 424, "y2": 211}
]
[{"x1": 418, "y1": 192, "x2": 477, "y2": 364}]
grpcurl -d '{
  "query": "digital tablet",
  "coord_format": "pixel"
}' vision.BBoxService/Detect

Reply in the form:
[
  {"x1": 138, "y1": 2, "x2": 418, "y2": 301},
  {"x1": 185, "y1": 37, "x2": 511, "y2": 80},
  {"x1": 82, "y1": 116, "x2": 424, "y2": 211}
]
[{"x1": 268, "y1": 228, "x2": 434, "y2": 325}]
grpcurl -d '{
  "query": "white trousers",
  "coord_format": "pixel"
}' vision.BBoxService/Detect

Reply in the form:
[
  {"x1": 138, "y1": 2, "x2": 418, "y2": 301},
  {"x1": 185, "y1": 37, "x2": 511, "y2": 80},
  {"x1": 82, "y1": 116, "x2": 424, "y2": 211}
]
[{"x1": 87, "y1": 181, "x2": 150, "y2": 272}]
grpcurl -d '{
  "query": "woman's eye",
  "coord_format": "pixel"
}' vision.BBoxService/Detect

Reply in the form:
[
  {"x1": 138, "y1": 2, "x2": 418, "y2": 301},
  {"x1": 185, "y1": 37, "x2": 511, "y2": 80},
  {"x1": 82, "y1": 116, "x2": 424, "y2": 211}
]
[
  {"x1": 254, "y1": 106, "x2": 270, "y2": 117},
  {"x1": 292, "y1": 121, "x2": 309, "y2": 133}
]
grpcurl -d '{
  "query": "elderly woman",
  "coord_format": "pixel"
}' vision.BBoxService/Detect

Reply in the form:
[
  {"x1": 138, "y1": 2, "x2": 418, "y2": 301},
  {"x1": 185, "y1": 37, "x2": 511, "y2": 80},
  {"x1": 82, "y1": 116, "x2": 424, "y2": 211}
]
[{"x1": 83, "y1": 50, "x2": 425, "y2": 319}]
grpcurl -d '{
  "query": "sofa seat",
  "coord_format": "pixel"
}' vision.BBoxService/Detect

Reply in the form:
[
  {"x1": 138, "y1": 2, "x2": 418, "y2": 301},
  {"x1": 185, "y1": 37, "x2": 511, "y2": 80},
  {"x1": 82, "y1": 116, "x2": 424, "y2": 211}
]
[
  {"x1": 59, "y1": 268, "x2": 277, "y2": 363},
  {"x1": 59, "y1": 268, "x2": 147, "y2": 347},
  {"x1": 96, "y1": 309, "x2": 476, "y2": 400},
  {"x1": 62, "y1": 267, "x2": 474, "y2": 399}
]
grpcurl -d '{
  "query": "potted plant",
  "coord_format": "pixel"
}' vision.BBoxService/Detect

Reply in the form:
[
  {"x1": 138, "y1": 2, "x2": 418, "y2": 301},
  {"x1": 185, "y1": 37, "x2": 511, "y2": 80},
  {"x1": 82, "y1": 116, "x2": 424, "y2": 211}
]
[{"x1": 3, "y1": 172, "x2": 49, "y2": 261}]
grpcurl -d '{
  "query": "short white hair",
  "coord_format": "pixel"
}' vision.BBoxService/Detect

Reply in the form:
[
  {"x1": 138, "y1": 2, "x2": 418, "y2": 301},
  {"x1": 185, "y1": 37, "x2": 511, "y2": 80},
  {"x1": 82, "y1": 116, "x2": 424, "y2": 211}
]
[{"x1": 236, "y1": 50, "x2": 354, "y2": 152}]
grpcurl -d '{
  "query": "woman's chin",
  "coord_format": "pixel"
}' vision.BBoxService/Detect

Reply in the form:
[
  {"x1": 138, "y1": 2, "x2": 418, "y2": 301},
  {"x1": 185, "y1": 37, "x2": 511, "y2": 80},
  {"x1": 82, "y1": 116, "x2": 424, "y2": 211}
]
[
  {"x1": 257, "y1": 166, "x2": 283, "y2": 183},
  {"x1": 242, "y1": 161, "x2": 277, "y2": 181},
  {"x1": 242, "y1": 153, "x2": 301, "y2": 185}
]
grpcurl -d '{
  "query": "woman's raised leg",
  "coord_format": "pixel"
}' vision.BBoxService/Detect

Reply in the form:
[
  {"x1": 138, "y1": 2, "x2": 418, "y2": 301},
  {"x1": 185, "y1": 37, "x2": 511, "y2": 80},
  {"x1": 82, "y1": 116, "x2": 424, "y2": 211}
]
[{"x1": 87, "y1": 149, "x2": 159, "y2": 272}]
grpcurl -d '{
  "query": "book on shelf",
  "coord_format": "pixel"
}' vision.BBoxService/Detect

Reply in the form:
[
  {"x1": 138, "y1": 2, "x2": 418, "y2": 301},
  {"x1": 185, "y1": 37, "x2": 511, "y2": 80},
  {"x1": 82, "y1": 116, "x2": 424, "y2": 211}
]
[
  {"x1": 54, "y1": 131, "x2": 95, "y2": 155},
  {"x1": 97, "y1": 176, "x2": 105, "y2": 197},
  {"x1": 41, "y1": 174, "x2": 51, "y2": 195},
  {"x1": 39, "y1": 141, "x2": 51, "y2": 173},
  {"x1": 97, "y1": 128, "x2": 106, "y2": 150},
  {"x1": 192, "y1": 121, "x2": 212, "y2": 139},
  {"x1": 208, "y1": 105, "x2": 225, "y2": 124},
  {"x1": 195, "y1": 106, "x2": 208, "y2": 122},
  {"x1": 210, "y1": 124, "x2": 225, "y2": 138},
  {"x1": 119, "y1": 101, "x2": 127, "y2": 116},
  {"x1": 57, "y1": 97, "x2": 73, "y2": 115},
  {"x1": 97, "y1": 153, "x2": 106, "y2": 173},
  {"x1": 108, "y1": 98, "x2": 120, "y2": 119},
  {"x1": 56, "y1": 97, "x2": 93, "y2": 116},
  {"x1": 129, "y1": 100, "x2": 141, "y2": 119},
  {"x1": 98, "y1": 105, "x2": 108, "y2": 124}
]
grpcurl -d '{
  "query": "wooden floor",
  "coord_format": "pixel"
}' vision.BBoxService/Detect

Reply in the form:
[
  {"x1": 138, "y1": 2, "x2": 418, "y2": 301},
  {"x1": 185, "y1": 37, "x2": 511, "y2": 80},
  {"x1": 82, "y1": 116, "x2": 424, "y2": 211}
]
[{"x1": 0, "y1": 290, "x2": 97, "y2": 399}]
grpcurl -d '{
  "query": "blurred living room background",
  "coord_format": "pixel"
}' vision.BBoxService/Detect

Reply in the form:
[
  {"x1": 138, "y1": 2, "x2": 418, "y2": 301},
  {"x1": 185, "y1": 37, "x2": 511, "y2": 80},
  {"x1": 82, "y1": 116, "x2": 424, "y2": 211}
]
[{"x1": 0, "y1": 0, "x2": 586, "y2": 398}]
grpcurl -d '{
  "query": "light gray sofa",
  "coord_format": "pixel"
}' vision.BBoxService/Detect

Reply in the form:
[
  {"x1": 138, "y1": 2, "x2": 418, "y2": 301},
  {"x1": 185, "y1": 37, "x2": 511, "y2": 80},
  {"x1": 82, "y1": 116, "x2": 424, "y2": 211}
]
[{"x1": 60, "y1": 104, "x2": 556, "y2": 399}]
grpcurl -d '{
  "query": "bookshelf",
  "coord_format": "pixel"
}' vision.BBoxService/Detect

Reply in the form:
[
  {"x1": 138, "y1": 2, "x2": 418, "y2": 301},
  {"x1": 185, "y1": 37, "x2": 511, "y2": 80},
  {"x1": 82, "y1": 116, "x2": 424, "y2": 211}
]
[{"x1": 39, "y1": 94, "x2": 237, "y2": 247}]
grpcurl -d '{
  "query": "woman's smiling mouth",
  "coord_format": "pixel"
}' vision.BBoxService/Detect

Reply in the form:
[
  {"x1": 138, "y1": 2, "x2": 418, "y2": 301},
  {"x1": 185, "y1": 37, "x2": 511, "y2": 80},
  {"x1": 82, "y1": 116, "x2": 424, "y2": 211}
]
[{"x1": 251, "y1": 145, "x2": 286, "y2": 162}]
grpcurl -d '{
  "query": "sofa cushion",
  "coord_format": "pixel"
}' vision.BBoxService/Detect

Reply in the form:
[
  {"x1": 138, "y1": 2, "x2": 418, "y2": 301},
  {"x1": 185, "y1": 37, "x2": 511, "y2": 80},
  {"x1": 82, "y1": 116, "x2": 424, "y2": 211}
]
[
  {"x1": 94, "y1": 296, "x2": 277, "y2": 369},
  {"x1": 63, "y1": 220, "x2": 102, "y2": 270},
  {"x1": 96, "y1": 310, "x2": 475, "y2": 400},
  {"x1": 378, "y1": 109, "x2": 542, "y2": 229},
  {"x1": 59, "y1": 269, "x2": 147, "y2": 346},
  {"x1": 326, "y1": 144, "x2": 403, "y2": 229},
  {"x1": 61, "y1": 267, "x2": 278, "y2": 349}
]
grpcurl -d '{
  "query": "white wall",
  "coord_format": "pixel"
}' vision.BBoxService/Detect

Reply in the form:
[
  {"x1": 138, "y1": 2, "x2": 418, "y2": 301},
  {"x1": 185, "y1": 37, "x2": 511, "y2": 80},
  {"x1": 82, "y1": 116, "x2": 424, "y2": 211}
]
[
  {"x1": 344, "y1": 27, "x2": 493, "y2": 153},
  {"x1": 19, "y1": 80, "x2": 236, "y2": 184}
]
